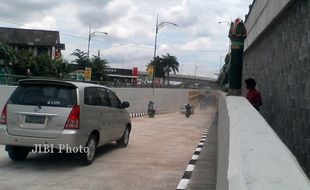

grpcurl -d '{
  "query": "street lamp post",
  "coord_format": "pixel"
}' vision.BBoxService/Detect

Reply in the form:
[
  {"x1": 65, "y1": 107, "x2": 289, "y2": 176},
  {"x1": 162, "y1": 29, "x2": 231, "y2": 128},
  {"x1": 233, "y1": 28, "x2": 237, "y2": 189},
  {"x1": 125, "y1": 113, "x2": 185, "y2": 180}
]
[
  {"x1": 87, "y1": 24, "x2": 108, "y2": 58},
  {"x1": 152, "y1": 14, "x2": 178, "y2": 89},
  {"x1": 194, "y1": 65, "x2": 200, "y2": 88},
  {"x1": 194, "y1": 65, "x2": 199, "y2": 80}
]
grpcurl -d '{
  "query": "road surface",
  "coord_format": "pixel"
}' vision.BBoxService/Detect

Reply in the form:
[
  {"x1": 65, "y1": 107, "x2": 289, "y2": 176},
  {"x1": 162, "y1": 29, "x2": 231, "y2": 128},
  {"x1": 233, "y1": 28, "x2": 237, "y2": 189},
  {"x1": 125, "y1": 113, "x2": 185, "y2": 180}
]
[{"x1": 0, "y1": 103, "x2": 217, "y2": 190}]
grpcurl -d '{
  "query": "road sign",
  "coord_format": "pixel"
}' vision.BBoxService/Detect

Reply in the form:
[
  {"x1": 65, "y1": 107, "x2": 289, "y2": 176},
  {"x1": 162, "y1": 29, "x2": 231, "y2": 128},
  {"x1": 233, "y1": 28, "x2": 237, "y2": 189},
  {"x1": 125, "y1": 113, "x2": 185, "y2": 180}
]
[
  {"x1": 84, "y1": 67, "x2": 92, "y2": 81},
  {"x1": 146, "y1": 65, "x2": 154, "y2": 81},
  {"x1": 76, "y1": 70, "x2": 84, "y2": 81}
]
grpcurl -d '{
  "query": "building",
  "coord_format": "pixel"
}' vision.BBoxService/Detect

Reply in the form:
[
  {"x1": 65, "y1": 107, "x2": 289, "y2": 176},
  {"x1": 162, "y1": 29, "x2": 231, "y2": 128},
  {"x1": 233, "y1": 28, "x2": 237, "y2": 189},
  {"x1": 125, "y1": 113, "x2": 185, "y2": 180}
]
[
  {"x1": 0, "y1": 27, "x2": 65, "y2": 59},
  {"x1": 106, "y1": 67, "x2": 138, "y2": 83}
]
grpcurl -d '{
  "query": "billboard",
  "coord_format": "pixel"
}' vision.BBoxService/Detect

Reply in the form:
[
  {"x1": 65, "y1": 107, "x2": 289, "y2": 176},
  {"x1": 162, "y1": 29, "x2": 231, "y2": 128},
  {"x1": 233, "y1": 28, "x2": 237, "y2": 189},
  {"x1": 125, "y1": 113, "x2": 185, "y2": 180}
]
[{"x1": 84, "y1": 67, "x2": 92, "y2": 81}]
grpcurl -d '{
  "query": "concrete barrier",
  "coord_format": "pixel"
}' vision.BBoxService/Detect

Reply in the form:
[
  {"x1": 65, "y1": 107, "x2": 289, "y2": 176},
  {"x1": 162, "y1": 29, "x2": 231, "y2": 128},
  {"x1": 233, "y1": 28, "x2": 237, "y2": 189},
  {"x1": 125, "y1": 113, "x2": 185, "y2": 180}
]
[
  {"x1": 113, "y1": 88, "x2": 189, "y2": 114},
  {"x1": 216, "y1": 93, "x2": 309, "y2": 190},
  {"x1": 216, "y1": 92, "x2": 229, "y2": 190},
  {"x1": 0, "y1": 86, "x2": 190, "y2": 114}
]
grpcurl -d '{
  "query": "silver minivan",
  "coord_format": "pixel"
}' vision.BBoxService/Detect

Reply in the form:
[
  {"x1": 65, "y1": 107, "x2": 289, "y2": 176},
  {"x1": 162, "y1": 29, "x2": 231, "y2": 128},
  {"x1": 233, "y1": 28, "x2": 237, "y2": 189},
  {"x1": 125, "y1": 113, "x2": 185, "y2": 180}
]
[{"x1": 0, "y1": 79, "x2": 131, "y2": 165}]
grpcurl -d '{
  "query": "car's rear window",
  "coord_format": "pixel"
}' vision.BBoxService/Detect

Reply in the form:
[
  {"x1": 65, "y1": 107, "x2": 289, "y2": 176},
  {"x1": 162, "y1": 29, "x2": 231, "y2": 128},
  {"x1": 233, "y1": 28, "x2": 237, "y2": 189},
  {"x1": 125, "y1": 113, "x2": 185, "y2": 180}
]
[{"x1": 8, "y1": 84, "x2": 77, "y2": 108}]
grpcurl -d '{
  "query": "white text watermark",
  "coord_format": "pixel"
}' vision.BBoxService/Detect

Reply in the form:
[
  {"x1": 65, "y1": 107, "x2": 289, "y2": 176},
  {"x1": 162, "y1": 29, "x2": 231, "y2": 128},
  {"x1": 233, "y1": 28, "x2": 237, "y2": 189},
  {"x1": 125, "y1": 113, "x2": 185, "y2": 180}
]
[{"x1": 32, "y1": 144, "x2": 89, "y2": 154}]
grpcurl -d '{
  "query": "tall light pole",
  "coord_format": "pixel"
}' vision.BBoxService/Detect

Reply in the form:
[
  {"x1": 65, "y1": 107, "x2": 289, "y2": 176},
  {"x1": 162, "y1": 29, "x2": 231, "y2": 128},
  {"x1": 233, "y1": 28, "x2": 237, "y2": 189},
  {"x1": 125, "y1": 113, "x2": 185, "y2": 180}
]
[
  {"x1": 87, "y1": 24, "x2": 108, "y2": 58},
  {"x1": 152, "y1": 14, "x2": 178, "y2": 89},
  {"x1": 194, "y1": 65, "x2": 199, "y2": 80}
]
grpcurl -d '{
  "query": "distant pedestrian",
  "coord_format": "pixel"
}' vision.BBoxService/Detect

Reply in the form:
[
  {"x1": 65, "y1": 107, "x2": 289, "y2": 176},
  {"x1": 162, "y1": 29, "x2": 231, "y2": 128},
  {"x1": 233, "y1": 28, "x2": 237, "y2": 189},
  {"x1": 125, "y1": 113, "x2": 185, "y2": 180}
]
[
  {"x1": 245, "y1": 78, "x2": 262, "y2": 111},
  {"x1": 26, "y1": 69, "x2": 32, "y2": 77},
  {"x1": 58, "y1": 73, "x2": 63, "y2": 79}
]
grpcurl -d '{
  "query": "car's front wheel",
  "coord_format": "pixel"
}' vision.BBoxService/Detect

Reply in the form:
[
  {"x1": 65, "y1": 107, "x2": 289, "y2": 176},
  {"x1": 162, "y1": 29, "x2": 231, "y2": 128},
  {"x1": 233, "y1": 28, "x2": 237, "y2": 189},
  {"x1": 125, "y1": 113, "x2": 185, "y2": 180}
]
[
  {"x1": 7, "y1": 146, "x2": 29, "y2": 161},
  {"x1": 116, "y1": 127, "x2": 130, "y2": 147},
  {"x1": 80, "y1": 134, "x2": 97, "y2": 166}
]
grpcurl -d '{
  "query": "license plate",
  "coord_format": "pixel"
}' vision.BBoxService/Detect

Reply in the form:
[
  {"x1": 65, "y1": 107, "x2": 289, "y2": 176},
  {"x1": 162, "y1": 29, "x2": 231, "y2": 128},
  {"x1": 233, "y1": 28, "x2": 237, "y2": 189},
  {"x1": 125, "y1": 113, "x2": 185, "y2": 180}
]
[{"x1": 25, "y1": 115, "x2": 46, "y2": 124}]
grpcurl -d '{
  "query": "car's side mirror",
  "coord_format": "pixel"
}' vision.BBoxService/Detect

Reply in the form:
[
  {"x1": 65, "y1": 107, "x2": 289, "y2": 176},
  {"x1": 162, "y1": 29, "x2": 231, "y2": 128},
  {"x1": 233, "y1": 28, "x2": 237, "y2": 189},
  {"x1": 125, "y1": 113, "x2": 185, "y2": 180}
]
[{"x1": 122, "y1": 101, "x2": 130, "y2": 109}]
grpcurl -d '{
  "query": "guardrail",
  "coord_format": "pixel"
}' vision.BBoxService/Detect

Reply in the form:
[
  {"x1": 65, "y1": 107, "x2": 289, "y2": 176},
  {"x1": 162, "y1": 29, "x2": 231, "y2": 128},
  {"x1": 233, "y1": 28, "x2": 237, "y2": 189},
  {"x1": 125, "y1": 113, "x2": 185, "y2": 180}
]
[{"x1": 216, "y1": 93, "x2": 309, "y2": 190}]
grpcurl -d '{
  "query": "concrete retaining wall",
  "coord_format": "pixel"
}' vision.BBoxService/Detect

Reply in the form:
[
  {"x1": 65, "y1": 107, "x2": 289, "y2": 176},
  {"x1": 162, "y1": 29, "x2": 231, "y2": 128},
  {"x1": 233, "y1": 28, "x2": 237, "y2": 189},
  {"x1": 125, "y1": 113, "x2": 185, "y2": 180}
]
[
  {"x1": 244, "y1": 0, "x2": 292, "y2": 50},
  {"x1": 243, "y1": 0, "x2": 310, "y2": 176},
  {"x1": 216, "y1": 93, "x2": 309, "y2": 190},
  {"x1": 216, "y1": 92, "x2": 229, "y2": 190},
  {"x1": 0, "y1": 86, "x2": 189, "y2": 114},
  {"x1": 114, "y1": 88, "x2": 189, "y2": 113}
]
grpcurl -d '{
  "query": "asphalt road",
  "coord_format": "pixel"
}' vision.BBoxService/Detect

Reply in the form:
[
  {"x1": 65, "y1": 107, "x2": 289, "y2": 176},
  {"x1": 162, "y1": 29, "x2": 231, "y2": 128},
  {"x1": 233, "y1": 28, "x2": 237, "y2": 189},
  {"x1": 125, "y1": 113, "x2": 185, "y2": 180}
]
[{"x1": 0, "y1": 106, "x2": 216, "y2": 190}]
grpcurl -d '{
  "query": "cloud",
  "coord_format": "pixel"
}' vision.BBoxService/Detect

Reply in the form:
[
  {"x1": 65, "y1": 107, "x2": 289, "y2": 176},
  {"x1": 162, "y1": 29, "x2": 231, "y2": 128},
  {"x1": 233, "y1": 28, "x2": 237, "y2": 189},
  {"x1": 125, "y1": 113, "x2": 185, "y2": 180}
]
[
  {"x1": 0, "y1": 0, "x2": 253, "y2": 78},
  {"x1": 0, "y1": 0, "x2": 58, "y2": 23}
]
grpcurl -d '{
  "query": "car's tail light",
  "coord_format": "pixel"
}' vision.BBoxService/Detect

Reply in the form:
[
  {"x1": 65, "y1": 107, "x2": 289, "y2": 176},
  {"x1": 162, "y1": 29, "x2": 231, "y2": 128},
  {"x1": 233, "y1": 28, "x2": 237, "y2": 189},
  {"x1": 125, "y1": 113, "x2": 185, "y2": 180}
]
[
  {"x1": 0, "y1": 104, "x2": 7, "y2": 124},
  {"x1": 64, "y1": 105, "x2": 80, "y2": 129}
]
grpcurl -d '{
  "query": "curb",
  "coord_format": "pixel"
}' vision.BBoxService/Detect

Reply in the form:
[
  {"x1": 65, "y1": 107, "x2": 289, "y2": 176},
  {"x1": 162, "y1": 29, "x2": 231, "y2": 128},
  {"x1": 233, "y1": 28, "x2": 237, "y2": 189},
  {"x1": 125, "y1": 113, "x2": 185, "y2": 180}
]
[
  {"x1": 129, "y1": 112, "x2": 147, "y2": 118},
  {"x1": 176, "y1": 129, "x2": 209, "y2": 190}
]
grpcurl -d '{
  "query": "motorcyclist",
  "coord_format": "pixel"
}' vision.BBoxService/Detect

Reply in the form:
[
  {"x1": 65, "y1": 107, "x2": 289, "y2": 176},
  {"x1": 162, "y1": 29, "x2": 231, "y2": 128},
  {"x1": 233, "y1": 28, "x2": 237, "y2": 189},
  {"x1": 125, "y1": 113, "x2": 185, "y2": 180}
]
[
  {"x1": 148, "y1": 101, "x2": 156, "y2": 117},
  {"x1": 185, "y1": 103, "x2": 191, "y2": 117}
]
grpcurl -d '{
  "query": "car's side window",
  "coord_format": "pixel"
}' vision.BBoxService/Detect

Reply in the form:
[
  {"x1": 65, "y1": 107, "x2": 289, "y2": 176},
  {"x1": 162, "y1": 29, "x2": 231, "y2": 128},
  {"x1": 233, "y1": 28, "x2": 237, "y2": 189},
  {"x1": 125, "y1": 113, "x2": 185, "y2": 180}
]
[
  {"x1": 97, "y1": 88, "x2": 110, "y2": 107},
  {"x1": 84, "y1": 87, "x2": 100, "y2": 106},
  {"x1": 106, "y1": 89, "x2": 121, "y2": 109}
]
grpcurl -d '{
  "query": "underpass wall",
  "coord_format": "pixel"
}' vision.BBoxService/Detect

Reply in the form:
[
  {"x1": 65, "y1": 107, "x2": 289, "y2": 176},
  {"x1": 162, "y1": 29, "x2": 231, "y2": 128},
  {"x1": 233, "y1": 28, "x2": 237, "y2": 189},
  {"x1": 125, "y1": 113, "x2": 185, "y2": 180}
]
[
  {"x1": 0, "y1": 86, "x2": 191, "y2": 114},
  {"x1": 216, "y1": 93, "x2": 309, "y2": 190},
  {"x1": 243, "y1": 0, "x2": 310, "y2": 175},
  {"x1": 113, "y1": 88, "x2": 190, "y2": 113}
]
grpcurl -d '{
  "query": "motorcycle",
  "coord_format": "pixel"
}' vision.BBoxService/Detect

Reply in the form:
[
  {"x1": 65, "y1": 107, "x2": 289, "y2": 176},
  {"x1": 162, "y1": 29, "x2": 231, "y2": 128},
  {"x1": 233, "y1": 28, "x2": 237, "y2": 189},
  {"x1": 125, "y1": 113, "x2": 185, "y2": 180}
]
[
  {"x1": 148, "y1": 109, "x2": 155, "y2": 118},
  {"x1": 185, "y1": 109, "x2": 191, "y2": 118}
]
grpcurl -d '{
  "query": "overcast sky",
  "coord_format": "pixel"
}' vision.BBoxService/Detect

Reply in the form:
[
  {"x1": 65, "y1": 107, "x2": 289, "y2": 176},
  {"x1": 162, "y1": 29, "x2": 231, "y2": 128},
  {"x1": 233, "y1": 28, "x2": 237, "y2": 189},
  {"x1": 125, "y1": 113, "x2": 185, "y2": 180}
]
[{"x1": 0, "y1": 0, "x2": 252, "y2": 78}]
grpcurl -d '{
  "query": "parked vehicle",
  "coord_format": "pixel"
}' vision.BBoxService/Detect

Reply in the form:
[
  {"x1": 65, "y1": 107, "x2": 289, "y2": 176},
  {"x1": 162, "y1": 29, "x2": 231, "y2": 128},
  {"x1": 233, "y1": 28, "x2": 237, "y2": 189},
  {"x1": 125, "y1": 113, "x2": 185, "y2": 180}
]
[
  {"x1": 180, "y1": 104, "x2": 194, "y2": 114},
  {"x1": 0, "y1": 79, "x2": 131, "y2": 165}
]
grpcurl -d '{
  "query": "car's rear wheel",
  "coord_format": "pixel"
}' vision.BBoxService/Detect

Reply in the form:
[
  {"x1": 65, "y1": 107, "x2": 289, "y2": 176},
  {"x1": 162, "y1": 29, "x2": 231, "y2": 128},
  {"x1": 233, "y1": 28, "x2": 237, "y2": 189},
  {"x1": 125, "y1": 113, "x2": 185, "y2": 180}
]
[
  {"x1": 7, "y1": 146, "x2": 29, "y2": 161},
  {"x1": 80, "y1": 134, "x2": 97, "y2": 166},
  {"x1": 116, "y1": 127, "x2": 130, "y2": 148}
]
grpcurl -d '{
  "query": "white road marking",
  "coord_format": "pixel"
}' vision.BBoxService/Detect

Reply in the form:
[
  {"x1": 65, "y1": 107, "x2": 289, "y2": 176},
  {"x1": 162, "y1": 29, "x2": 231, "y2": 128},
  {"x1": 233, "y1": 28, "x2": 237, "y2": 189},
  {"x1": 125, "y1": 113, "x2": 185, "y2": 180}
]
[
  {"x1": 185, "y1": 164, "x2": 195, "y2": 172},
  {"x1": 176, "y1": 179, "x2": 190, "y2": 190},
  {"x1": 191, "y1": 155, "x2": 199, "y2": 160}
]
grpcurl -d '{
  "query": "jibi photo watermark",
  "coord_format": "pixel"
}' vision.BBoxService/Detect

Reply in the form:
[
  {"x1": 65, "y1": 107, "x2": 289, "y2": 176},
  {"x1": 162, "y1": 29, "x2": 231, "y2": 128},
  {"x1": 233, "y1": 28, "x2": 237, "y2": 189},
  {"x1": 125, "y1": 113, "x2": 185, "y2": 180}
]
[{"x1": 32, "y1": 144, "x2": 89, "y2": 154}]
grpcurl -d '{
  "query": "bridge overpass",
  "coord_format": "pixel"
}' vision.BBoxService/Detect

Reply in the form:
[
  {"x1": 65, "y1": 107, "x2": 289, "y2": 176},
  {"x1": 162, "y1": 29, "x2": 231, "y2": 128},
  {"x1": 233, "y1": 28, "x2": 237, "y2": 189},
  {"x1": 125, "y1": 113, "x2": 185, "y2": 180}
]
[{"x1": 138, "y1": 71, "x2": 218, "y2": 88}]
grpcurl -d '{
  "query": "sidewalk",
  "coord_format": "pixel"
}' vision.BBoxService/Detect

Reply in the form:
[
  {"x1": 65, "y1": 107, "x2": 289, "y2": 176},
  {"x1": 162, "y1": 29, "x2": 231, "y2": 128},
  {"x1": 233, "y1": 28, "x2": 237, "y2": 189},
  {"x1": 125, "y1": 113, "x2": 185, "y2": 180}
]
[{"x1": 187, "y1": 112, "x2": 218, "y2": 190}]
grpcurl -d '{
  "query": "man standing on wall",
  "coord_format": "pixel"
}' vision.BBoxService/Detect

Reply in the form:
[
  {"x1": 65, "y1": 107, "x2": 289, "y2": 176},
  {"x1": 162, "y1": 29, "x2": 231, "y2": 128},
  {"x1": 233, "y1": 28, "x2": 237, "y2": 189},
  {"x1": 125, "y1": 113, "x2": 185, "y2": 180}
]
[{"x1": 245, "y1": 78, "x2": 262, "y2": 111}]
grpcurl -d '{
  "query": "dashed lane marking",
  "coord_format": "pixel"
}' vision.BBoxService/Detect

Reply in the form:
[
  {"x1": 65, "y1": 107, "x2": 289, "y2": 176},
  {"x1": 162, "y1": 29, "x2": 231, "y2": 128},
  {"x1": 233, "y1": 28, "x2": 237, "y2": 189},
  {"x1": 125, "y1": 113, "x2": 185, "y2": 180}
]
[{"x1": 176, "y1": 130, "x2": 208, "y2": 190}]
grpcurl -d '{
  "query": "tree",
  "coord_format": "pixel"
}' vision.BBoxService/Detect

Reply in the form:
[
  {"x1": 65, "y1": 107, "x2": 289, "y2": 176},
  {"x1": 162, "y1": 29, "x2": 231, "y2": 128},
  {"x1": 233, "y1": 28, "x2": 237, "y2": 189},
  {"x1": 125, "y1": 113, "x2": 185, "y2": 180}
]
[
  {"x1": 148, "y1": 56, "x2": 165, "y2": 78},
  {"x1": 162, "y1": 53, "x2": 179, "y2": 87},
  {"x1": 90, "y1": 55, "x2": 109, "y2": 81},
  {"x1": 71, "y1": 49, "x2": 91, "y2": 69},
  {"x1": 0, "y1": 43, "x2": 16, "y2": 74},
  {"x1": 148, "y1": 53, "x2": 179, "y2": 87},
  {"x1": 71, "y1": 49, "x2": 109, "y2": 81},
  {"x1": 13, "y1": 50, "x2": 36, "y2": 75},
  {"x1": 34, "y1": 53, "x2": 57, "y2": 76}
]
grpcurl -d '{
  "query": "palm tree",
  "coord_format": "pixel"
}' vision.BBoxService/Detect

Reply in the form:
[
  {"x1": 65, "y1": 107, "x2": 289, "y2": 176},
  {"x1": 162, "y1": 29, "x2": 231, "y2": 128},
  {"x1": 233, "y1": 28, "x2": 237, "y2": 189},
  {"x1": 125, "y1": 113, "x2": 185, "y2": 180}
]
[
  {"x1": 90, "y1": 55, "x2": 109, "y2": 81},
  {"x1": 162, "y1": 53, "x2": 179, "y2": 87},
  {"x1": 71, "y1": 49, "x2": 109, "y2": 81},
  {"x1": 71, "y1": 49, "x2": 91, "y2": 69}
]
